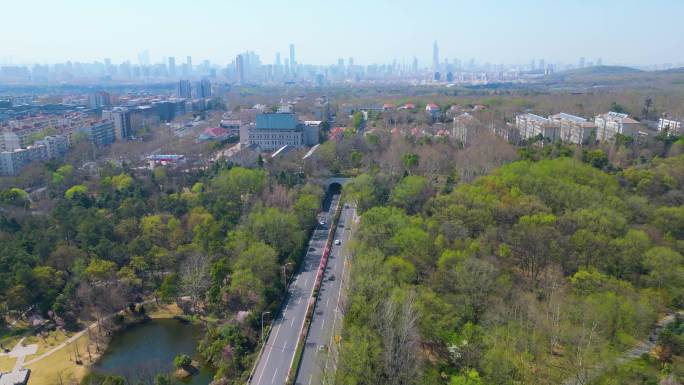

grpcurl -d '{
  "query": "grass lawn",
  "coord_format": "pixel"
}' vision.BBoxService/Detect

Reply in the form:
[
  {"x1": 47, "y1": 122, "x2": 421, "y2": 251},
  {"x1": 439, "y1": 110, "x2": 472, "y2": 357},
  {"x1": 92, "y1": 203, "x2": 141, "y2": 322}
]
[
  {"x1": 25, "y1": 333, "x2": 94, "y2": 385},
  {"x1": 147, "y1": 303, "x2": 183, "y2": 319},
  {"x1": 0, "y1": 355, "x2": 15, "y2": 372},
  {"x1": 24, "y1": 329, "x2": 74, "y2": 357}
]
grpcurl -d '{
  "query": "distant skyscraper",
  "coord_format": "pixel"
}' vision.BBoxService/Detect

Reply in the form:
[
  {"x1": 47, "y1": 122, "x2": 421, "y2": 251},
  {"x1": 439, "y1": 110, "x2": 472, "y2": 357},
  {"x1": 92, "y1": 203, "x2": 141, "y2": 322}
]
[
  {"x1": 432, "y1": 41, "x2": 439, "y2": 72},
  {"x1": 138, "y1": 49, "x2": 150, "y2": 66},
  {"x1": 348, "y1": 57, "x2": 354, "y2": 68},
  {"x1": 104, "y1": 58, "x2": 112, "y2": 75},
  {"x1": 89, "y1": 91, "x2": 111, "y2": 109},
  {"x1": 289, "y1": 44, "x2": 295, "y2": 69},
  {"x1": 579, "y1": 57, "x2": 586, "y2": 68},
  {"x1": 412, "y1": 57, "x2": 418, "y2": 73},
  {"x1": 530, "y1": 59, "x2": 536, "y2": 71},
  {"x1": 196, "y1": 78, "x2": 212, "y2": 98},
  {"x1": 597, "y1": 58, "x2": 603, "y2": 66},
  {"x1": 275, "y1": 52, "x2": 281, "y2": 66},
  {"x1": 539, "y1": 59, "x2": 545, "y2": 72},
  {"x1": 168, "y1": 57, "x2": 176, "y2": 77},
  {"x1": 236, "y1": 54, "x2": 245, "y2": 85},
  {"x1": 177, "y1": 80, "x2": 192, "y2": 98}
]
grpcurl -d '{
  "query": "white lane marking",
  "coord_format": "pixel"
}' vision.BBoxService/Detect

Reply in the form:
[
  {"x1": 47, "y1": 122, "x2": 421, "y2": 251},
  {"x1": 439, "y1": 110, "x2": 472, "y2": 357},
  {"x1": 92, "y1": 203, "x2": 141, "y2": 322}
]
[
  {"x1": 291, "y1": 317, "x2": 295, "y2": 327},
  {"x1": 255, "y1": 319, "x2": 283, "y2": 385},
  {"x1": 282, "y1": 342, "x2": 287, "y2": 352},
  {"x1": 320, "y1": 318, "x2": 325, "y2": 330},
  {"x1": 304, "y1": 276, "x2": 309, "y2": 287},
  {"x1": 308, "y1": 374, "x2": 313, "y2": 385},
  {"x1": 272, "y1": 367, "x2": 278, "y2": 384},
  {"x1": 326, "y1": 297, "x2": 330, "y2": 307}
]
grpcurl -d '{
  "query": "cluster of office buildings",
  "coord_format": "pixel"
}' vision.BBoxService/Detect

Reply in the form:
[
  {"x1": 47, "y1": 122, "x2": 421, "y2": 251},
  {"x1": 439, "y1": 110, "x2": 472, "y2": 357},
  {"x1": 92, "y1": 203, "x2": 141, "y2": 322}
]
[{"x1": 3, "y1": 42, "x2": 651, "y2": 88}]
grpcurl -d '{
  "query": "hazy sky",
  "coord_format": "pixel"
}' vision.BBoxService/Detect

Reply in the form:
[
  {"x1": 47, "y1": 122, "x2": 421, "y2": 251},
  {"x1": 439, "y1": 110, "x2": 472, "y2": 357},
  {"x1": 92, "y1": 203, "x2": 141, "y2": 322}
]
[{"x1": 2, "y1": 0, "x2": 683, "y2": 66}]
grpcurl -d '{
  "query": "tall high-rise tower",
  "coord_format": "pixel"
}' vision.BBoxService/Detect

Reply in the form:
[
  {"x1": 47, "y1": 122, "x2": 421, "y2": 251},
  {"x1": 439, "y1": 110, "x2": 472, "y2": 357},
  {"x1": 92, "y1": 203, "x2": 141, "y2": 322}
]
[
  {"x1": 432, "y1": 41, "x2": 440, "y2": 72},
  {"x1": 177, "y1": 80, "x2": 192, "y2": 99},
  {"x1": 168, "y1": 57, "x2": 176, "y2": 77},
  {"x1": 275, "y1": 52, "x2": 281, "y2": 66},
  {"x1": 289, "y1": 44, "x2": 295, "y2": 69},
  {"x1": 236, "y1": 54, "x2": 245, "y2": 85}
]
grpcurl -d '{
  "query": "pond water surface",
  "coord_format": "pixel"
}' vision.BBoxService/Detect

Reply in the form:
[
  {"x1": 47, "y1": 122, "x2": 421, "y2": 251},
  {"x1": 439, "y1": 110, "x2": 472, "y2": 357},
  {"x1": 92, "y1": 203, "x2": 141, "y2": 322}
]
[{"x1": 93, "y1": 318, "x2": 214, "y2": 385}]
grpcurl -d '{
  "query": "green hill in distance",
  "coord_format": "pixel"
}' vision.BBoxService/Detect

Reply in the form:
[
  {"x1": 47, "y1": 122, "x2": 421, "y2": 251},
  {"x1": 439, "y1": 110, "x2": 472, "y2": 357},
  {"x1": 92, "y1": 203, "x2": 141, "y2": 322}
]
[{"x1": 541, "y1": 65, "x2": 684, "y2": 90}]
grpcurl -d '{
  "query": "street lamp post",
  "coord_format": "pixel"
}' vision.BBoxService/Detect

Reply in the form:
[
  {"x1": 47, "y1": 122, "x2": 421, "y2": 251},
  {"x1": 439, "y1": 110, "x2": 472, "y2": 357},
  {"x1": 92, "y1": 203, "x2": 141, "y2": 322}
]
[
  {"x1": 282, "y1": 262, "x2": 294, "y2": 288},
  {"x1": 261, "y1": 311, "x2": 271, "y2": 342}
]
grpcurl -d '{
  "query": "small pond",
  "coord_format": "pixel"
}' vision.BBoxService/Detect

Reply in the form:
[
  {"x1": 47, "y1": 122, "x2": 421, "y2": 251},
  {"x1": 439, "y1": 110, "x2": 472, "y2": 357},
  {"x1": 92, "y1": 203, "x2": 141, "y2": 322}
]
[{"x1": 93, "y1": 318, "x2": 214, "y2": 384}]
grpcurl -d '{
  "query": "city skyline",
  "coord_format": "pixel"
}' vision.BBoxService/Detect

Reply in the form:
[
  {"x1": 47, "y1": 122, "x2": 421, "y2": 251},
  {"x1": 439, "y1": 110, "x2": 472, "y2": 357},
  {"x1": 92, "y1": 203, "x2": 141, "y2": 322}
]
[{"x1": 2, "y1": 0, "x2": 684, "y2": 67}]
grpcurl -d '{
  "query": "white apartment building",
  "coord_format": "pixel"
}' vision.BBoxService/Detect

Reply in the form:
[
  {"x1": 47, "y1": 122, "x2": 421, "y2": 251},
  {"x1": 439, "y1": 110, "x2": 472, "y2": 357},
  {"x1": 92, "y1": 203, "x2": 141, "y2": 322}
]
[
  {"x1": 594, "y1": 111, "x2": 641, "y2": 141},
  {"x1": 516, "y1": 113, "x2": 559, "y2": 141},
  {"x1": 658, "y1": 118, "x2": 682, "y2": 136},
  {"x1": 0, "y1": 145, "x2": 48, "y2": 176},
  {"x1": 550, "y1": 113, "x2": 596, "y2": 145},
  {"x1": 0, "y1": 134, "x2": 69, "y2": 176}
]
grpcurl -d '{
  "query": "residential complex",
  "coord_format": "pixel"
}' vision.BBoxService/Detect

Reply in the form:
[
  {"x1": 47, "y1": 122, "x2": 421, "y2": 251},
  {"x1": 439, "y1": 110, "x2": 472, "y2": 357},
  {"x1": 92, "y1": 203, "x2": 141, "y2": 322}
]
[
  {"x1": 0, "y1": 83, "x2": 220, "y2": 175},
  {"x1": 516, "y1": 111, "x2": 641, "y2": 144}
]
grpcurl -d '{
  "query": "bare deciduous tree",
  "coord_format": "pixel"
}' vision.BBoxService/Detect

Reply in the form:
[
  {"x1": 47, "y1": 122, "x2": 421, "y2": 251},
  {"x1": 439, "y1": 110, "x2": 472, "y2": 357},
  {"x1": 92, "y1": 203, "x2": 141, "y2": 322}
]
[
  {"x1": 180, "y1": 253, "x2": 211, "y2": 313},
  {"x1": 378, "y1": 291, "x2": 421, "y2": 385}
]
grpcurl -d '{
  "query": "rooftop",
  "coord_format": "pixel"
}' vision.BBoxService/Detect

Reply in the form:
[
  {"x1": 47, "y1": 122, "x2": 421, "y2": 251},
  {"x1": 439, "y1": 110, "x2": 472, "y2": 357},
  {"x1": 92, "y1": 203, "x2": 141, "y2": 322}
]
[
  {"x1": 256, "y1": 113, "x2": 299, "y2": 130},
  {"x1": 552, "y1": 113, "x2": 587, "y2": 123},
  {"x1": 0, "y1": 369, "x2": 30, "y2": 385},
  {"x1": 521, "y1": 113, "x2": 549, "y2": 122}
]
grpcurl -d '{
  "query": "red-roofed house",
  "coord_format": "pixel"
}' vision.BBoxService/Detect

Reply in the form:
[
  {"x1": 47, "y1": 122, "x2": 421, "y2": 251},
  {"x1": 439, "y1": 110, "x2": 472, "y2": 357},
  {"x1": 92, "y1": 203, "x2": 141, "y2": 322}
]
[
  {"x1": 199, "y1": 127, "x2": 231, "y2": 141},
  {"x1": 425, "y1": 103, "x2": 441, "y2": 119},
  {"x1": 329, "y1": 127, "x2": 346, "y2": 140}
]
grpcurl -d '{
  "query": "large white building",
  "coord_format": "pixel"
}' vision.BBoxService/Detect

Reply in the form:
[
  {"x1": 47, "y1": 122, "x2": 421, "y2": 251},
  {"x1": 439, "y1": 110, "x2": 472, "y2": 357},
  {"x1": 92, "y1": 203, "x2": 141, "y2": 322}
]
[
  {"x1": 658, "y1": 118, "x2": 682, "y2": 136},
  {"x1": 594, "y1": 112, "x2": 641, "y2": 141},
  {"x1": 0, "y1": 134, "x2": 69, "y2": 176},
  {"x1": 550, "y1": 113, "x2": 595, "y2": 145},
  {"x1": 240, "y1": 112, "x2": 319, "y2": 151},
  {"x1": 0, "y1": 145, "x2": 48, "y2": 176},
  {"x1": 516, "y1": 113, "x2": 559, "y2": 141}
]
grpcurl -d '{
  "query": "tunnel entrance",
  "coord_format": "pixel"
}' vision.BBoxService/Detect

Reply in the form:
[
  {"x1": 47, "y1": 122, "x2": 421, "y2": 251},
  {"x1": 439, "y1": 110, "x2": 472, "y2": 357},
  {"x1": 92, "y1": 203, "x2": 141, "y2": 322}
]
[{"x1": 327, "y1": 182, "x2": 342, "y2": 195}]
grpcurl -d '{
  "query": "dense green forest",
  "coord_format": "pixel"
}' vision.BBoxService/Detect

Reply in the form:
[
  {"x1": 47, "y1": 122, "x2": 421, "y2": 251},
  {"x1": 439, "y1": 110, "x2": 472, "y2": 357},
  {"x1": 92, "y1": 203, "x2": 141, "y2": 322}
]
[
  {"x1": 2, "y1": 110, "x2": 684, "y2": 385},
  {"x1": 0, "y1": 162, "x2": 323, "y2": 384},
  {"x1": 337, "y1": 154, "x2": 684, "y2": 385}
]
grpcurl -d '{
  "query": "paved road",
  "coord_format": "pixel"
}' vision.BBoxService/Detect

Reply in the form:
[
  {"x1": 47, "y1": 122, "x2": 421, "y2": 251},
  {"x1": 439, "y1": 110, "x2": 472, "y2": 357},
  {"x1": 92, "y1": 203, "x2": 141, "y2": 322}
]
[
  {"x1": 295, "y1": 203, "x2": 355, "y2": 385},
  {"x1": 250, "y1": 194, "x2": 340, "y2": 385}
]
